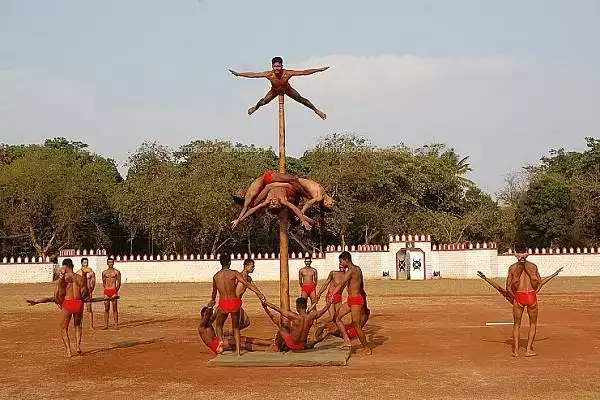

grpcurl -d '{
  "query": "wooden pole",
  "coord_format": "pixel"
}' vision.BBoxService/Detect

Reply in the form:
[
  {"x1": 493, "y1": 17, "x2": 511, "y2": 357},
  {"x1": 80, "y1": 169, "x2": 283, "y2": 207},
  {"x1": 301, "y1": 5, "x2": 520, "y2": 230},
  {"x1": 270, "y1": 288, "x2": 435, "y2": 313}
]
[{"x1": 277, "y1": 95, "x2": 290, "y2": 312}]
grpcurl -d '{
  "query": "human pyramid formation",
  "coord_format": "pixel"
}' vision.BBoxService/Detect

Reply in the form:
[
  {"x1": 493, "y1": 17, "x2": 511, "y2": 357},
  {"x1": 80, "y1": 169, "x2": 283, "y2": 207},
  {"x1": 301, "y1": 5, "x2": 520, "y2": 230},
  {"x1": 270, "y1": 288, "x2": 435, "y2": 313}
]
[
  {"x1": 24, "y1": 57, "x2": 565, "y2": 360},
  {"x1": 26, "y1": 257, "x2": 121, "y2": 357},
  {"x1": 199, "y1": 250, "x2": 371, "y2": 356},
  {"x1": 25, "y1": 245, "x2": 564, "y2": 359}
]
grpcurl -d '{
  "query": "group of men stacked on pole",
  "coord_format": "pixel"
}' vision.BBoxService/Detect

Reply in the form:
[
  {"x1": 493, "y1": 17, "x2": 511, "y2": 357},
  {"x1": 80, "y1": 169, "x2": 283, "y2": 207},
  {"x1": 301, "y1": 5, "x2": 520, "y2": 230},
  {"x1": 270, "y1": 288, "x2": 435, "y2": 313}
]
[
  {"x1": 26, "y1": 257, "x2": 121, "y2": 357},
  {"x1": 200, "y1": 251, "x2": 372, "y2": 356}
]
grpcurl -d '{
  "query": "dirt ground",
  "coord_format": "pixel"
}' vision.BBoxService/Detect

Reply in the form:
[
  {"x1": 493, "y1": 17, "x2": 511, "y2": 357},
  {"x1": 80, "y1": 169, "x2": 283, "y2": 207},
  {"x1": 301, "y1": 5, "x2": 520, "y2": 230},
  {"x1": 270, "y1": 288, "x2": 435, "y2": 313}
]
[{"x1": 1, "y1": 277, "x2": 599, "y2": 400}]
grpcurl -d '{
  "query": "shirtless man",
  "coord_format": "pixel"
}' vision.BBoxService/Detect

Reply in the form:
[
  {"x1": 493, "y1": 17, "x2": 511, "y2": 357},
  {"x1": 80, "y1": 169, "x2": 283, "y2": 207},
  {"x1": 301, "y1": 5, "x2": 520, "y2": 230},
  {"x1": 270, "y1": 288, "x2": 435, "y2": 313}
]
[
  {"x1": 261, "y1": 296, "x2": 333, "y2": 351},
  {"x1": 329, "y1": 251, "x2": 371, "y2": 354},
  {"x1": 312, "y1": 261, "x2": 348, "y2": 328},
  {"x1": 232, "y1": 184, "x2": 315, "y2": 230},
  {"x1": 299, "y1": 256, "x2": 318, "y2": 306},
  {"x1": 232, "y1": 172, "x2": 333, "y2": 229},
  {"x1": 214, "y1": 258, "x2": 256, "y2": 330},
  {"x1": 102, "y1": 257, "x2": 121, "y2": 330},
  {"x1": 78, "y1": 257, "x2": 96, "y2": 329},
  {"x1": 207, "y1": 254, "x2": 266, "y2": 356},
  {"x1": 506, "y1": 250, "x2": 542, "y2": 357},
  {"x1": 56, "y1": 259, "x2": 87, "y2": 357},
  {"x1": 198, "y1": 306, "x2": 275, "y2": 354},
  {"x1": 477, "y1": 267, "x2": 563, "y2": 304},
  {"x1": 229, "y1": 56, "x2": 328, "y2": 119}
]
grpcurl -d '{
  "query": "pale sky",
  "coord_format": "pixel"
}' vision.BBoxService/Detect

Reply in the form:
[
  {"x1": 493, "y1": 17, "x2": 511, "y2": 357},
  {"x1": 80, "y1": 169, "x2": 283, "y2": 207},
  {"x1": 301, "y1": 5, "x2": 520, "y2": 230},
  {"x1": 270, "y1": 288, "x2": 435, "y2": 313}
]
[{"x1": 1, "y1": 0, "x2": 599, "y2": 194}]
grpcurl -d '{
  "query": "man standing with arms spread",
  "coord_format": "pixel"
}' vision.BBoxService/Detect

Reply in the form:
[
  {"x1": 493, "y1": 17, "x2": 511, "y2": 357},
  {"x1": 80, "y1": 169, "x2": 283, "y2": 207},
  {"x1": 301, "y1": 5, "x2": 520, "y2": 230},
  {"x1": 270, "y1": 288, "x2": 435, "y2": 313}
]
[
  {"x1": 506, "y1": 248, "x2": 541, "y2": 357},
  {"x1": 299, "y1": 256, "x2": 318, "y2": 307},
  {"x1": 207, "y1": 254, "x2": 266, "y2": 357},
  {"x1": 57, "y1": 259, "x2": 87, "y2": 357},
  {"x1": 329, "y1": 251, "x2": 371, "y2": 354},
  {"x1": 78, "y1": 257, "x2": 96, "y2": 329},
  {"x1": 102, "y1": 257, "x2": 121, "y2": 330}
]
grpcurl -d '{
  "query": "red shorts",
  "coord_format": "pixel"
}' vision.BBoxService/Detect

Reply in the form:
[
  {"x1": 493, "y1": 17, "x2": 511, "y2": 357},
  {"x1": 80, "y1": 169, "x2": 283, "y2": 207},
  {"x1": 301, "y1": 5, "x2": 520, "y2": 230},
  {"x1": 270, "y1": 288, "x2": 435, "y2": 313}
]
[
  {"x1": 104, "y1": 288, "x2": 118, "y2": 298},
  {"x1": 62, "y1": 299, "x2": 83, "y2": 315},
  {"x1": 326, "y1": 292, "x2": 343, "y2": 304},
  {"x1": 209, "y1": 336, "x2": 221, "y2": 354},
  {"x1": 347, "y1": 295, "x2": 365, "y2": 307},
  {"x1": 282, "y1": 334, "x2": 306, "y2": 351},
  {"x1": 219, "y1": 298, "x2": 242, "y2": 313},
  {"x1": 345, "y1": 324, "x2": 358, "y2": 339},
  {"x1": 286, "y1": 187, "x2": 295, "y2": 198},
  {"x1": 515, "y1": 291, "x2": 537, "y2": 307},
  {"x1": 301, "y1": 283, "x2": 316, "y2": 296},
  {"x1": 263, "y1": 171, "x2": 275, "y2": 184}
]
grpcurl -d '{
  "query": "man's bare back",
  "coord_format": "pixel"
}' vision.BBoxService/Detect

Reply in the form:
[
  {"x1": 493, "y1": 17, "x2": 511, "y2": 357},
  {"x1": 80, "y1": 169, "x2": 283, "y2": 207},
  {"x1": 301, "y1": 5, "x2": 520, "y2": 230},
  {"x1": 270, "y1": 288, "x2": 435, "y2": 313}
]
[
  {"x1": 262, "y1": 297, "x2": 332, "y2": 350},
  {"x1": 507, "y1": 253, "x2": 541, "y2": 357}
]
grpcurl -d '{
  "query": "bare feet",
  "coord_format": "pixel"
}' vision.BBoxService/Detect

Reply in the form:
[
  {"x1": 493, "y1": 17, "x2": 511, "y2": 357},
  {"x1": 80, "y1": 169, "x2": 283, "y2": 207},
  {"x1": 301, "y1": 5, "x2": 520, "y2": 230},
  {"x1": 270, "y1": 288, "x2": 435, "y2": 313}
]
[
  {"x1": 357, "y1": 347, "x2": 373, "y2": 355},
  {"x1": 512, "y1": 351, "x2": 519, "y2": 357},
  {"x1": 101, "y1": 326, "x2": 108, "y2": 330},
  {"x1": 525, "y1": 350, "x2": 537, "y2": 357},
  {"x1": 315, "y1": 110, "x2": 326, "y2": 120},
  {"x1": 248, "y1": 106, "x2": 257, "y2": 116},
  {"x1": 216, "y1": 340, "x2": 224, "y2": 354}
]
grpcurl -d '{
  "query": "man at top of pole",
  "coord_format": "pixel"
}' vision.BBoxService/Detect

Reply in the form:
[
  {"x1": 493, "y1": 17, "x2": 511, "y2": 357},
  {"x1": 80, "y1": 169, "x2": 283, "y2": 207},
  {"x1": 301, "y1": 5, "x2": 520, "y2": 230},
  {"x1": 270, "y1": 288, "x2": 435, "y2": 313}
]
[{"x1": 229, "y1": 56, "x2": 329, "y2": 120}]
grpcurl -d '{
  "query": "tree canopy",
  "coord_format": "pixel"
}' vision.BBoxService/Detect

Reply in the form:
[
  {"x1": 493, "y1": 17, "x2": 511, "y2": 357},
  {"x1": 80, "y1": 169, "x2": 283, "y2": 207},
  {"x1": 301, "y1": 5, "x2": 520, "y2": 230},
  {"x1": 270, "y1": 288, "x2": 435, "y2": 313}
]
[{"x1": 1, "y1": 135, "x2": 598, "y2": 258}]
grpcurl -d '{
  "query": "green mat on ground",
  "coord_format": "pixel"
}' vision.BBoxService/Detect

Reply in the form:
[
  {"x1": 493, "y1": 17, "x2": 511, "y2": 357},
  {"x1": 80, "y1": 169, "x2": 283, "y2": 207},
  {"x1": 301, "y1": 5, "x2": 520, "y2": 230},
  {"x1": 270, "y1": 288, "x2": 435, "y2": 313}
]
[{"x1": 206, "y1": 337, "x2": 351, "y2": 367}]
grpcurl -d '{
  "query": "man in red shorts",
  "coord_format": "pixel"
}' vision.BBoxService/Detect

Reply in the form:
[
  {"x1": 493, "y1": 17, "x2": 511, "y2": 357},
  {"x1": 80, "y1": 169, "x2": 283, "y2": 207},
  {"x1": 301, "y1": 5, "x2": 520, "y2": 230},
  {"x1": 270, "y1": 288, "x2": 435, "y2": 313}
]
[
  {"x1": 214, "y1": 258, "x2": 256, "y2": 331},
  {"x1": 506, "y1": 249, "x2": 541, "y2": 357},
  {"x1": 57, "y1": 258, "x2": 87, "y2": 357},
  {"x1": 299, "y1": 256, "x2": 318, "y2": 307},
  {"x1": 207, "y1": 254, "x2": 266, "y2": 356},
  {"x1": 312, "y1": 262, "x2": 348, "y2": 328},
  {"x1": 261, "y1": 296, "x2": 333, "y2": 351},
  {"x1": 102, "y1": 257, "x2": 121, "y2": 330},
  {"x1": 198, "y1": 306, "x2": 275, "y2": 354},
  {"x1": 329, "y1": 251, "x2": 371, "y2": 354},
  {"x1": 477, "y1": 267, "x2": 563, "y2": 304}
]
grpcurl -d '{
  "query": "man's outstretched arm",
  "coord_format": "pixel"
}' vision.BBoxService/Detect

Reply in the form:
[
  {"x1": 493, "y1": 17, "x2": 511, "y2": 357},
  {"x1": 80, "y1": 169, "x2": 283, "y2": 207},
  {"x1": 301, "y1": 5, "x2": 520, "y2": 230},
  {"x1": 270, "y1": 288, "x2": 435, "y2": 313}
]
[
  {"x1": 538, "y1": 267, "x2": 563, "y2": 292},
  {"x1": 207, "y1": 276, "x2": 217, "y2": 307},
  {"x1": 329, "y1": 270, "x2": 352, "y2": 295},
  {"x1": 232, "y1": 271, "x2": 266, "y2": 302},
  {"x1": 287, "y1": 67, "x2": 329, "y2": 76},
  {"x1": 265, "y1": 301, "x2": 298, "y2": 320},
  {"x1": 310, "y1": 299, "x2": 333, "y2": 321},
  {"x1": 229, "y1": 69, "x2": 269, "y2": 78}
]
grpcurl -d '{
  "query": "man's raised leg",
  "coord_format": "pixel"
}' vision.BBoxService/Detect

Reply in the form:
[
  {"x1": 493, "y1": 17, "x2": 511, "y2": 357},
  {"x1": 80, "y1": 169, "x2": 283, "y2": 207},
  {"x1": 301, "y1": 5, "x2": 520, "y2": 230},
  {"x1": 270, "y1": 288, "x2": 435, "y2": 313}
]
[
  {"x1": 248, "y1": 90, "x2": 277, "y2": 115},
  {"x1": 286, "y1": 87, "x2": 326, "y2": 120},
  {"x1": 525, "y1": 304, "x2": 538, "y2": 357},
  {"x1": 512, "y1": 301, "x2": 524, "y2": 357}
]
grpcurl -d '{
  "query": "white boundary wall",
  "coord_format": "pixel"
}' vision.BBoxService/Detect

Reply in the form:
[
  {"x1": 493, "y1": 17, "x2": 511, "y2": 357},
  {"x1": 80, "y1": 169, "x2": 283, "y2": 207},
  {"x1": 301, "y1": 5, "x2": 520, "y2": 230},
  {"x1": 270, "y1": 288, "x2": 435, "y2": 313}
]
[{"x1": 1, "y1": 235, "x2": 599, "y2": 283}]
